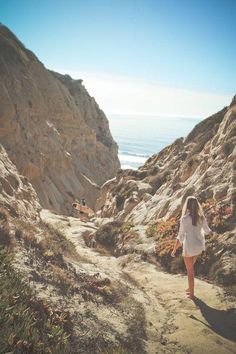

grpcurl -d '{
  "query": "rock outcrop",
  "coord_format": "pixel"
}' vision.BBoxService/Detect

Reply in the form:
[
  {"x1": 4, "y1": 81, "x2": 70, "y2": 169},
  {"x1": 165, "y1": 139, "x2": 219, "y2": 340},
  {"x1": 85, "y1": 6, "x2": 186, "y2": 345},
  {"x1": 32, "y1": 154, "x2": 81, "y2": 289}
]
[
  {"x1": 0, "y1": 25, "x2": 120, "y2": 214},
  {"x1": 95, "y1": 96, "x2": 236, "y2": 285},
  {"x1": 0, "y1": 144, "x2": 40, "y2": 220},
  {"x1": 97, "y1": 97, "x2": 235, "y2": 223}
]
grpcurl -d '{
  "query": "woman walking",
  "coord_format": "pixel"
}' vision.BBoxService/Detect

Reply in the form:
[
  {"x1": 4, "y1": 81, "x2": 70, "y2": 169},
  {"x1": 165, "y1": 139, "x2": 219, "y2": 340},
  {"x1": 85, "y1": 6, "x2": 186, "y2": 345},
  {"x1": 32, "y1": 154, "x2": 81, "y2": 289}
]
[{"x1": 171, "y1": 196, "x2": 212, "y2": 299}]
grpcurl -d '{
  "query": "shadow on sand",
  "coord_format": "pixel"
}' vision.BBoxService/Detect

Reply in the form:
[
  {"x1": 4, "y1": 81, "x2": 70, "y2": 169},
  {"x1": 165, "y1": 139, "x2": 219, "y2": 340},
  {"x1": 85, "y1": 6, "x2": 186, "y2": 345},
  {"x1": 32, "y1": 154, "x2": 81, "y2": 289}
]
[{"x1": 189, "y1": 297, "x2": 236, "y2": 342}]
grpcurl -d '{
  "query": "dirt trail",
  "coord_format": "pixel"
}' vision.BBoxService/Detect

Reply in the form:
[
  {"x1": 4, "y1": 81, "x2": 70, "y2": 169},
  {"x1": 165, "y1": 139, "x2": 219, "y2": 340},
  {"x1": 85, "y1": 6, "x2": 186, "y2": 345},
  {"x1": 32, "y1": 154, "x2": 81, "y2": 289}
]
[{"x1": 41, "y1": 210, "x2": 236, "y2": 354}]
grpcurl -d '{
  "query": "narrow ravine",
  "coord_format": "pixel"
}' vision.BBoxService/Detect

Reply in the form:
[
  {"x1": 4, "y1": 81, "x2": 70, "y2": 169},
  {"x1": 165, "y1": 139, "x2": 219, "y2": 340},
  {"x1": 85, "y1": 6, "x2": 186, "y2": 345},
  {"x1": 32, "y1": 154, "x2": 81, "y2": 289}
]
[{"x1": 41, "y1": 210, "x2": 236, "y2": 354}]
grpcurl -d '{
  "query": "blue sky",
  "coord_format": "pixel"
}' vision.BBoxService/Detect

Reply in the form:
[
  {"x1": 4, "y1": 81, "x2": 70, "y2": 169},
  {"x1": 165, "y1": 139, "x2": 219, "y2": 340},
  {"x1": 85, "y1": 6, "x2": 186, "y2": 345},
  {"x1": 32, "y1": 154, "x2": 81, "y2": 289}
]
[{"x1": 1, "y1": 0, "x2": 235, "y2": 116}]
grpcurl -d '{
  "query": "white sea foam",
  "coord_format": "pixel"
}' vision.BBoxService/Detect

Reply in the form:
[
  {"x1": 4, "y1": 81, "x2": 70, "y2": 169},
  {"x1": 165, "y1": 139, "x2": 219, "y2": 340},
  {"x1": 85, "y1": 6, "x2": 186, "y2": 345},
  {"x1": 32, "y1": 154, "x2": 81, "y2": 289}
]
[
  {"x1": 118, "y1": 153, "x2": 148, "y2": 164},
  {"x1": 121, "y1": 164, "x2": 138, "y2": 170},
  {"x1": 119, "y1": 151, "x2": 149, "y2": 158}
]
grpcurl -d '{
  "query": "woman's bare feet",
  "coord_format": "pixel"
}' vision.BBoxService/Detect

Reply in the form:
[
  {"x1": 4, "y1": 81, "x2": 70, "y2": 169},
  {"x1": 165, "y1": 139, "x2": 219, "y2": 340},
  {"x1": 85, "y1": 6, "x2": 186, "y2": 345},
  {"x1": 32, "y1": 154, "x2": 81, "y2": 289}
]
[{"x1": 187, "y1": 293, "x2": 195, "y2": 300}]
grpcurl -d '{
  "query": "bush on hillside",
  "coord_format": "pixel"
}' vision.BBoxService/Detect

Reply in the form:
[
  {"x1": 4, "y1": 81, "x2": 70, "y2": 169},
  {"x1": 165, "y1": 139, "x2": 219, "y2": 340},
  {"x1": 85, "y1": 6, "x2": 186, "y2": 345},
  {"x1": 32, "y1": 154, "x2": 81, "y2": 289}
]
[
  {"x1": 0, "y1": 207, "x2": 15, "y2": 248},
  {"x1": 0, "y1": 248, "x2": 75, "y2": 353},
  {"x1": 95, "y1": 221, "x2": 122, "y2": 248}
]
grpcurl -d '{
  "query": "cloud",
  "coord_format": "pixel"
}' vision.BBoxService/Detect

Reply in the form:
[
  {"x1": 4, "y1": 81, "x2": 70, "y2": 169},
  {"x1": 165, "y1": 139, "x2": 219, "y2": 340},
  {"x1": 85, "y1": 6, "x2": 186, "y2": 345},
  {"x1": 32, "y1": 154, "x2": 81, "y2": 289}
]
[{"x1": 53, "y1": 69, "x2": 231, "y2": 118}]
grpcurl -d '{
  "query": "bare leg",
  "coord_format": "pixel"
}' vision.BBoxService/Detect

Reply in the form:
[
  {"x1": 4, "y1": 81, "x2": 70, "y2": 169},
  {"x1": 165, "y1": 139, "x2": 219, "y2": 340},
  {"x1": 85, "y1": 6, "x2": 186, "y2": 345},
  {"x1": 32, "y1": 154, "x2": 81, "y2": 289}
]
[
  {"x1": 185, "y1": 256, "x2": 198, "y2": 294},
  {"x1": 184, "y1": 256, "x2": 196, "y2": 299}
]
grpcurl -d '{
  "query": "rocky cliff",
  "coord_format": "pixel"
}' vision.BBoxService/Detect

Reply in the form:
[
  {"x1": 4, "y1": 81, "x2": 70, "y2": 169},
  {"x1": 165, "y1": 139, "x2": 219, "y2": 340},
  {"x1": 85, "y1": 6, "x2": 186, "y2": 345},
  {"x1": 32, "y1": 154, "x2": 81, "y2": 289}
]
[
  {"x1": 95, "y1": 96, "x2": 236, "y2": 285},
  {"x1": 0, "y1": 144, "x2": 40, "y2": 220},
  {"x1": 0, "y1": 24, "x2": 235, "y2": 353},
  {"x1": 0, "y1": 25, "x2": 120, "y2": 214},
  {"x1": 97, "y1": 97, "x2": 235, "y2": 222}
]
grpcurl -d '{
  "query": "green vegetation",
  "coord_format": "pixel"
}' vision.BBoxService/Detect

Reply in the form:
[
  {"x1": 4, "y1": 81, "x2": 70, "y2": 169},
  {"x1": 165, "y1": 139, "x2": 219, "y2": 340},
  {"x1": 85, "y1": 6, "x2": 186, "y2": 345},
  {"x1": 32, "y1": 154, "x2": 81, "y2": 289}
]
[
  {"x1": 146, "y1": 198, "x2": 234, "y2": 280},
  {"x1": 201, "y1": 198, "x2": 233, "y2": 233},
  {"x1": 146, "y1": 224, "x2": 156, "y2": 238},
  {"x1": 15, "y1": 219, "x2": 79, "y2": 262},
  {"x1": 0, "y1": 248, "x2": 75, "y2": 354},
  {"x1": 0, "y1": 208, "x2": 76, "y2": 352},
  {"x1": 121, "y1": 222, "x2": 135, "y2": 233},
  {"x1": 0, "y1": 207, "x2": 121, "y2": 352},
  {"x1": 146, "y1": 216, "x2": 184, "y2": 273},
  {"x1": 0, "y1": 207, "x2": 15, "y2": 248},
  {"x1": 95, "y1": 221, "x2": 122, "y2": 248},
  {"x1": 15, "y1": 219, "x2": 116, "y2": 300},
  {"x1": 94, "y1": 221, "x2": 138, "y2": 255}
]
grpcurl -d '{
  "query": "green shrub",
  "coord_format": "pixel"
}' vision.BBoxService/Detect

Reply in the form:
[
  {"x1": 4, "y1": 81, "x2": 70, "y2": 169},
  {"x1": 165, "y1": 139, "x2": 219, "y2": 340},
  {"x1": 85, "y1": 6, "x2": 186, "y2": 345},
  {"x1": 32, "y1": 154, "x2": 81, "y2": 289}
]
[
  {"x1": 0, "y1": 207, "x2": 15, "y2": 248},
  {"x1": 146, "y1": 224, "x2": 156, "y2": 238},
  {"x1": 95, "y1": 221, "x2": 122, "y2": 248},
  {"x1": 202, "y1": 199, "x2": 233, "y2": 233},
  {"x1": 0, "y1": 247, "x2": 75, "y2": 353},
  {"x1": 15, "y1": 219, "x2": 79, "y2": 262}
]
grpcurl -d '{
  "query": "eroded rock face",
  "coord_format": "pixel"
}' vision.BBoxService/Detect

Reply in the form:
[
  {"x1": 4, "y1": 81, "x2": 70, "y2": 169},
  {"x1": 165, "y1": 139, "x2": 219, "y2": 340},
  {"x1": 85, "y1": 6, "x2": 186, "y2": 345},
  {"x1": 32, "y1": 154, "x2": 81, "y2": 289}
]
[
  {"x1": 98, "y1": 98, "x2": 236, "y2": 224},
  {"x1": 95, "y1": 97, "x2": 236, "y2": 286},
  {"x1": 0, "y1": 25, "x2": 120, "y2": 213},
  {"x1": 0, "y1": 144, "x2": 40, "y2": 220}
]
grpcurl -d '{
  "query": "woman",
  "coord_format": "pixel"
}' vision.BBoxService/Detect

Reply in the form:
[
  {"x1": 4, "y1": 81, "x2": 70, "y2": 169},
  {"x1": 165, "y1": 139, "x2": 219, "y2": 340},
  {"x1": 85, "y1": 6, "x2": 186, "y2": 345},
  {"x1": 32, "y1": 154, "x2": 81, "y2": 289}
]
[{"x1": 171, "y1": 196, "x2": 212, "y2": 299}]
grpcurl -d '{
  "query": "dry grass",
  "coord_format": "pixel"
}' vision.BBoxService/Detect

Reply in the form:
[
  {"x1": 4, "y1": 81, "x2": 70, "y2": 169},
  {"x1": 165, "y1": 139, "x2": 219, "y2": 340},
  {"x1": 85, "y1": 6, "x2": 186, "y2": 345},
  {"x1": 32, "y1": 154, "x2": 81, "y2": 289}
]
[
  {"x1": 0, "y1": 247, "x2": 76, "y2": 354},
  {"x1": 49, "y1": 263, "x2": 77, "y2": 291},
  {"x1": 0, "y1": 207, "x2": 16, "y2": 248},
  {"x1": 15, "y1": 219, "x2": 79, "y2": 263}
]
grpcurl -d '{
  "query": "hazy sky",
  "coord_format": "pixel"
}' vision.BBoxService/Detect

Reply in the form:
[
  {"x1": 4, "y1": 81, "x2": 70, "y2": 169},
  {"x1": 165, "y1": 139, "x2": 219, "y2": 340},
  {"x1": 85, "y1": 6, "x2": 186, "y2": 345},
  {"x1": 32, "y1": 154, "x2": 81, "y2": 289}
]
[{"x1": 1, "y1": 0, "x2": 235, "y2": 117}]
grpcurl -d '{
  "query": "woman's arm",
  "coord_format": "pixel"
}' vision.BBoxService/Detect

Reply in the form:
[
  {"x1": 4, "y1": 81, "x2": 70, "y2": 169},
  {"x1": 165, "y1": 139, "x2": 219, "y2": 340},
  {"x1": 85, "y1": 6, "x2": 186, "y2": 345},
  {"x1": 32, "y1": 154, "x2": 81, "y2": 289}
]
[{"x1": 171, "y1": 239, "x2": 181, "y2": 257}]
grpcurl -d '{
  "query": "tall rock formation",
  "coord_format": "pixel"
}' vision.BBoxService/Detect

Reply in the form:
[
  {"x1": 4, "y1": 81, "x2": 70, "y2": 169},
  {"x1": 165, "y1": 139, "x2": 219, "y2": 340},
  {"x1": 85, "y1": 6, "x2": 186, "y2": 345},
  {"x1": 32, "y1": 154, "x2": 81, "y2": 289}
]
[
  {"x1": 97, "y1": 96, "x2": 236, "y2": 224},
  {"x1": 0, "y1": 25, "x2": 120, "y2": 214},
  {"x1": 95, "y1": 96, "x2": 235, "y2": 285}
]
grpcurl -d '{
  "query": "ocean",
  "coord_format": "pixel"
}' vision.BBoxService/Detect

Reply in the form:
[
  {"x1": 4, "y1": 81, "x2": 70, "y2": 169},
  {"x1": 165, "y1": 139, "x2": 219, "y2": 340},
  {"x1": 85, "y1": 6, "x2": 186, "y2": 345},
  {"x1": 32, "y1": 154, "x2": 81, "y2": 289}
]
[{"x1": 108, "y1": 114, "x2": 201, "y2": 169}]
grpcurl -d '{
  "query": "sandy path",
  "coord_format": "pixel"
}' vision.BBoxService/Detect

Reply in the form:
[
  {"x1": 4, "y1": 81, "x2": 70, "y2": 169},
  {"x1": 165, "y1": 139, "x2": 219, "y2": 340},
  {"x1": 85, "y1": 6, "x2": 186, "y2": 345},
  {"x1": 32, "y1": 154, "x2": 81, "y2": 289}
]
[{"x1": 41, "y1": 210, "x2": 236, "y2": 354}]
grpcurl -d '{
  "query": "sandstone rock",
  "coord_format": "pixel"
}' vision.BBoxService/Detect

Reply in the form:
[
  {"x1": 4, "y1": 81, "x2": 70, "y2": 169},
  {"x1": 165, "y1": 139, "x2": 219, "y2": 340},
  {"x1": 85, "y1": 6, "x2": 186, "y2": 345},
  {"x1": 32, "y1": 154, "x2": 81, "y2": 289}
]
[
  {"x1": 0, "y1": 144, "x2": 40, "y2": 220},
  {"x1": 96, "y1": 97, "x2": 236, "y2": 285},
  {"x1": 0, "y1": 25, "x2": 120, "y2": 214},
  {"x1": 99, "y1": 99, "x2": 235, "y2": 224}
]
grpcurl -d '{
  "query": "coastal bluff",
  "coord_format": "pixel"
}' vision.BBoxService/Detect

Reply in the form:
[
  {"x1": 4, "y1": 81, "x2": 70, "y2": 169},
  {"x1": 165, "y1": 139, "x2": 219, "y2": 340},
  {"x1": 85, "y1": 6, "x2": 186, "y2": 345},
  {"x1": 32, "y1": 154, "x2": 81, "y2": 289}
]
[
  {"x1": 0, "y1": 24, "x2": 235, "y2": 354},
  {"x1": 0, "y1": 24, "x2": 120, "y2": 214},
  {"x1": 95, "y1": 96, "x2": 236, "y2": 286}
]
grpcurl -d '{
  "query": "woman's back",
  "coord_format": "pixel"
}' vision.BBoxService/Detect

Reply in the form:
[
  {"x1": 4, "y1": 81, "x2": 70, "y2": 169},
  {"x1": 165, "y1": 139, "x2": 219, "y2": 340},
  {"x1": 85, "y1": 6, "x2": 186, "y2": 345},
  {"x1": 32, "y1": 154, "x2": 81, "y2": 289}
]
[{"x1": 178, "y1": 212, "x2": 212, "y2": 257}]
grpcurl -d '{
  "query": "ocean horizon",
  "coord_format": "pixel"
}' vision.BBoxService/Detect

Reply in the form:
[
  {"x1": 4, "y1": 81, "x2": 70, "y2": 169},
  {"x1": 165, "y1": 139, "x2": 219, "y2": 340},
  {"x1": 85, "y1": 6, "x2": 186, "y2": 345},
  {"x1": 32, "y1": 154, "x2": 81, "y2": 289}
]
[{"x1": 108, "y1": 114, "x2": 201, "y2": 169}]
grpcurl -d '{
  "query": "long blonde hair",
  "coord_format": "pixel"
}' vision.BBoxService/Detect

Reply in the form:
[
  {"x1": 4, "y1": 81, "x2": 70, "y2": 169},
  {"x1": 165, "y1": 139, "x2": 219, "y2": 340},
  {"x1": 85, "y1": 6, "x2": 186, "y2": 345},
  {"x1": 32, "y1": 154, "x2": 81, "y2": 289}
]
[{"x1": 182, "y1": 196, "x2": 204, "y2": 226}]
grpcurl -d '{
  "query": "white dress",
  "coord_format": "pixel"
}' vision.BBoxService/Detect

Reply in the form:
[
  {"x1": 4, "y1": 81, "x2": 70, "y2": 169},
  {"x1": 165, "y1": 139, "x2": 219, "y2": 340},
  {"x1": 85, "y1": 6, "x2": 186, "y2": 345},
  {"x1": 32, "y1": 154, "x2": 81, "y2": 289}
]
[{"x1": 177, "y1": 213, "x2": 212, "y2": 257}]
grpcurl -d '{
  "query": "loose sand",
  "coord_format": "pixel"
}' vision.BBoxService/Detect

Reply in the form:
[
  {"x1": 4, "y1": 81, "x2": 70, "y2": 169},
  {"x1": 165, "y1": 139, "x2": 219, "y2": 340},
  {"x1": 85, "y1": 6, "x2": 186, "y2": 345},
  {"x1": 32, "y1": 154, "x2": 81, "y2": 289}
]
[{"x1": 41, "y1": 209, "x2": 236, "y2": 354}]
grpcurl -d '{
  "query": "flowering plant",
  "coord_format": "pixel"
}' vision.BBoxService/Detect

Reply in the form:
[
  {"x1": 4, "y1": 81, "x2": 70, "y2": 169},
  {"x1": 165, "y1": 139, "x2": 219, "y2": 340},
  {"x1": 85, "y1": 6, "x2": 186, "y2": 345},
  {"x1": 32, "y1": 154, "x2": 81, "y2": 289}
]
[{"x1": 202, "y1": 198, "x2": 233, "y2": 233}]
